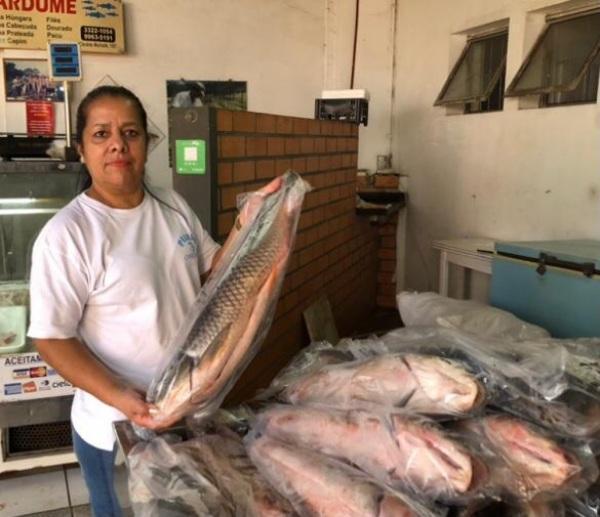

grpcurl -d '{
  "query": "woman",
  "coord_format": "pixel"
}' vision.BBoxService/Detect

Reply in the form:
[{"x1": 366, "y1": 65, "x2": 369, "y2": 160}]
[{"x1": 27, "y1": 85, "x2": 225, "y2": 516}]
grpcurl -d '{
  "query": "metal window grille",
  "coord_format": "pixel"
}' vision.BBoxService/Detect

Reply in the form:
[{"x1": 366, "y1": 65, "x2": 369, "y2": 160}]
[
  {"x1": 435, "y1": 31, "x2": 508, "y2": 112},
  {"x1": 506, "y1": 10, "x2": 600, "y2": 103}
]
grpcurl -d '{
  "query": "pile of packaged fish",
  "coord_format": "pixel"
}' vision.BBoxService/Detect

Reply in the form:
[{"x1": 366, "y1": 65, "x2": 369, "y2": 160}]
[
  {"x1": 244, "y1": 321, "x2": 599, "y2": 517},
  {"x1": 130, "y1": 306, "x2": 600, "y2": 515},
  {"x1": 128, "y1": 225, "x2": 600, "y2": 517}
]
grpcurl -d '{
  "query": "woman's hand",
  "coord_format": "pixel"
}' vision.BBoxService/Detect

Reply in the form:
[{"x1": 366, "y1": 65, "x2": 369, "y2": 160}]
[
  {"x1": 238, "y1": 175, "x2": 283, "y2": 226},
  {"x1": 110, "y1": 385, "x2": 167, "y2": 430}
]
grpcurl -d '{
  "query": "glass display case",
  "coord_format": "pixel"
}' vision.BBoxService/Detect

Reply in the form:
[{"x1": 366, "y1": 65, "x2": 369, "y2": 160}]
[
  {"x1": 0, "y1": 161, "x2": 85, "y2": 356},
  {"x1": 0, "y1": 161, "x2": 87, "y2": 458}
]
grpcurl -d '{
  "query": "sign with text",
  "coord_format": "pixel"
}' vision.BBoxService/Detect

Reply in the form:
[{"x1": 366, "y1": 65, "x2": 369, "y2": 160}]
[
  {"x1": 26, "y1": 99, "x2": 54, "y2": 134},
  {"x1": 0, "y1": 0, "x2": 124, "y2": 53},
  {"x1": 0, "y1": 351, "x2": 74, "y2": 402}
]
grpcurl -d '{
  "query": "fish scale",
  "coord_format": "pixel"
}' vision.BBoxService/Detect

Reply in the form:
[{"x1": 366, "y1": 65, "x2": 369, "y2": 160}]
[{"x1": 152, "y1": 226, "x2": 282, "y2": 401}]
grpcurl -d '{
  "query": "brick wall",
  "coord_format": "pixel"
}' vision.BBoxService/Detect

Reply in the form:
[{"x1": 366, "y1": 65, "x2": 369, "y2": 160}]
[
  {"x1": 214, "y1": 109, "x2": 379, "y2": 402},
  {"x1": 377, "y1": 222, "x2": 397, "y2": 308},
  {"x1": 356, "y1": 171, "x2": 400, "y2": 309}
]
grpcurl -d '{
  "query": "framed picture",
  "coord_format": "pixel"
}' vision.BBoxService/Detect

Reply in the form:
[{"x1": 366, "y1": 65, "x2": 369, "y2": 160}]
[
  {"x1": 166, "y1": 80, "x2": 247, "y2": 110},
  {"x1": 3, "y1": 59, "x2": 65, "y2": 102}
]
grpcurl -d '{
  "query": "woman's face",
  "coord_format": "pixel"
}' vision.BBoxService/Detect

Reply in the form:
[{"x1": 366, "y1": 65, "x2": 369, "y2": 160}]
[{"x1": 79, "y1": 96, "x2": 147, "y2": 200}]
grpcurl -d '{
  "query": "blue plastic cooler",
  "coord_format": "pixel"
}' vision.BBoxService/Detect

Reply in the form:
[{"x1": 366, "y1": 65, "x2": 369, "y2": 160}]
[{"x1": 491, "y1": 239, "x2": 600, "y2": 338}]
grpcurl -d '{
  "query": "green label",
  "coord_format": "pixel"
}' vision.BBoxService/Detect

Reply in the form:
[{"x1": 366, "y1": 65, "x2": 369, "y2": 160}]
[{"x1": 176, "y1": 139, "x2": 206, "y2": 175}]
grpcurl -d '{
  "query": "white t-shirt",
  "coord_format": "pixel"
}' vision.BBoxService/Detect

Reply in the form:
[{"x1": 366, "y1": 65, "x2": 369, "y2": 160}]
[{"x1": 27, "y1": 187, "x2": 220, "y2": 450}]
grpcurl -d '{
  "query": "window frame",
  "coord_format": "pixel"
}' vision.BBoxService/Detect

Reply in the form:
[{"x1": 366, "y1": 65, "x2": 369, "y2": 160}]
[
  {"x1": 434, "y1": 29, "x2": 508, "y2": 108},
  {"x1": 505, "y1": 9, "x2": 600, "y2": 98}
]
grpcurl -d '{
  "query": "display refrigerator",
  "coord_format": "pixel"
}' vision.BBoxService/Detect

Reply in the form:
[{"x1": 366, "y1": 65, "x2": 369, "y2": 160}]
[{"x1": 0, "y1": 160, "x2": 85, "y2": 473}]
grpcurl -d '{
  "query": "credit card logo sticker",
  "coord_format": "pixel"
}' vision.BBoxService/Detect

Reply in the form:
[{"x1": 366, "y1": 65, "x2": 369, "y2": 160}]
[
  {"x1": 23, "y1": 381, "x2": 37, "y2": 393},
  {"x1": 4, "y1": 383, "x2": 22, "y2": 395},
  {"x1": 29, "y1": 367, "x2": 47, "y2": 378},
  {"x1": 12, "y1": 369, "x2": 30, "y2": 379}
]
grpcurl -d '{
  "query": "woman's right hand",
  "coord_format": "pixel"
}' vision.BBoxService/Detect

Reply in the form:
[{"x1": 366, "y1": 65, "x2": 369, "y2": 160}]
[{"x1": 111, "y1": 385, "x2": 166, "y2": 430}]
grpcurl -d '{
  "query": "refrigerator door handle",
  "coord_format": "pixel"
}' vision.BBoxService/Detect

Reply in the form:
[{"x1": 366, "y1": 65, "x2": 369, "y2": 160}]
[{"x1": 538, "y1": 253, "x2": 596, "y2": 278}]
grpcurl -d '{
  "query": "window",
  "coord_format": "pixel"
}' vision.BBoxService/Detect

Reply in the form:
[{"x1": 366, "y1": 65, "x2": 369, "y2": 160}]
[
  {"x1": 435, "y1": 31, "x2": 508, "y2": 113},
  {"x1": 506, "y1": 11, "x2": 600, "y2": 106}
]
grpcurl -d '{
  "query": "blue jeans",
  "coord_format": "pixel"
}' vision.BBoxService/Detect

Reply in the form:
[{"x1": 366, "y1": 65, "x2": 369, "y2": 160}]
[{"x1": 72, "y1": 428, "x2": 122, "y2": 517}]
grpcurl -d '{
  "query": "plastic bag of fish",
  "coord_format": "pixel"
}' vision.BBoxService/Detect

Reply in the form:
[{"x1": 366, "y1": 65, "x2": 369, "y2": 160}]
[
  {"x1": 251, "y1": 404, "x2": 486, "y2": 505},
  {"x1": 245, "y1": 426, "x2": 444, "y2": 517},
  {"x1": 248, "y1": 404, "x2": 597, "y2": 509},
  {"x1": 146, "y1": 171, "x2": 309, "y2": 426},
  {"x1": 280, "y1": 326, "x2": 600, "y2": 439},
  {"x1": 128, "y1": 426, "x2": 295, "y2": 517},
  {"x1": 450, "y1": 414, "x2": 598, "y2": 503}
]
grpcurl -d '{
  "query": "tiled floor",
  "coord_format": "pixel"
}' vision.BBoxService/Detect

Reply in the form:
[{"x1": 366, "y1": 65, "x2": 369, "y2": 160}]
[{"x1": 0, "y1": 463, "x2": 131, "y2": 517}]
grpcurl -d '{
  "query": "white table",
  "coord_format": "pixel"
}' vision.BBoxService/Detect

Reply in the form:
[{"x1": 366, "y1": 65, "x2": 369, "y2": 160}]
[{"x1": 432, "y1": 238, "x2": 495, "y2": 296}]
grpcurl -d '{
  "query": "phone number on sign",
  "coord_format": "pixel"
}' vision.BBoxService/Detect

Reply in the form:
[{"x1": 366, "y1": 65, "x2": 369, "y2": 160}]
[{"x1": 80, "y1": 25, "x2": 115, "y2": 43}]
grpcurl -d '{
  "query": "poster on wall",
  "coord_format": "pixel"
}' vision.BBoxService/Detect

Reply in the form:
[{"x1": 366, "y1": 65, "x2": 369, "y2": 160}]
[
  {"x1": 166, "y1": 80, "x2": 247, "y2": 110},
  {"x1": 3, "y1": 58, "x2": 64, "y2": 102},
  {"x1": 0, "y1": 0, "x2": 124, "y2": 54},
  {"x1": 26, "y1": 100, "x2": 55, "y2": 135}
]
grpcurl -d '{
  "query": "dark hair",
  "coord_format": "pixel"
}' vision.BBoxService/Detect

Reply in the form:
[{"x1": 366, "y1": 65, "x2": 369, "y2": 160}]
[{"x1": 75, "y1": 85, "x2": 148, "y2": 148}]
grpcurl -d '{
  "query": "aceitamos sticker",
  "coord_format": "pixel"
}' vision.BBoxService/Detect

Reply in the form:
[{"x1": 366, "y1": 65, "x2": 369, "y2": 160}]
[{"x1": 0, "y1": 351, "x2": 74, "y2": 401}]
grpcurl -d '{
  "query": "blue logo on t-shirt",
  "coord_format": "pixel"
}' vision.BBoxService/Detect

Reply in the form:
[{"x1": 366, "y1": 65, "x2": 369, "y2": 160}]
[{"x1": 177, "y1": 233, "x2": 199, "y2": 261}]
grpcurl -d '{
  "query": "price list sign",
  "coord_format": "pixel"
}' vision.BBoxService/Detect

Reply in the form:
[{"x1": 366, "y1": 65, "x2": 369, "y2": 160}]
[{"x1": 0, "y1": 0, "x2": 124, "y2": 54}]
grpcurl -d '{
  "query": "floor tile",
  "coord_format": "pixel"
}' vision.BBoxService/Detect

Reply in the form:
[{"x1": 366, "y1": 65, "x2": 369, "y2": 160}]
[
  {"x1": 64, "y1": 468, "x2": 88, "y2": 507},
  {"x1": 0, "y1": 469, "x2": 69, "y2": 517}
]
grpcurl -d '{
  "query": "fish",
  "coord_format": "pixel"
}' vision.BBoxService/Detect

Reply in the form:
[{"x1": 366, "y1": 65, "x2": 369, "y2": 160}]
[
  {"x1": 127, "y1": 436, "x2": 233, "y2": 516},
  {"x1": 128, "y1": 430, "x2": 295, "y2": 516},
  {"x1": 483, "y1": 416, "x2": 580, "y2": 495},
  {"x1": 284, "y1": 353, "x2": 484, "y2": 416},
  {"x1": 179, "y1": 430, "x2": 295, "y2": 516},
  {"x1": 458, "y1": 415, "x2": 581, "y2": 500},
  {"x1": 246, "y1": 434, "x2": 420, "y2": 517},
  {"x1": 256, "y1": 405, "x2": 476, "y2": 499},
  {"x1": 147, "y1": 172, "x2": 308, "y2": 426}
]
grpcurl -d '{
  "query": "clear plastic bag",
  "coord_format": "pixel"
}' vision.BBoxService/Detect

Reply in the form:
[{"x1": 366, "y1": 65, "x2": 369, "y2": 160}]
[
  {"x1": 252, "y1": 404, "x2": 485, "y2": 504},
  {"x1": 396, "y1": 291, "x2": 550, "y2": 341},
  {"x1": 279, "y1": 352, "x2": 485, "y2": 417},
  {"x1": 263, "y1": 326, "x2": 600, "y2": 438},
  {"x1": 128, "y1": 435, "x2": 232, "y2": 517},
  {"x1": 146, "y1": 172, "x2": 309, "y2": 426},
  {"x1": 373, "y1": 327, "x2": 600, "y2": 438},
  {"x1": 245, "y1": 432, "x2": 445, "y2": 517},
  {"x1": 128, "y1": 427, "x2": 295, "y2": 517},
  {"x1": 451, "y1": 414, "x2": 598, "y2": 503}
]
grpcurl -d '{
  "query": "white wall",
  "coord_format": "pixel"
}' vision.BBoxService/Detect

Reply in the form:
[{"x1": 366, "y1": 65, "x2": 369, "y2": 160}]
[
  {"x1": 0, "y1": 0, "x2": 325, "y2": 188},
  {"x1": 323, "y1": 0, "x2": 397, "y2": 173},
  {"x1": 393, "y1": 0, "x2": 600, "y2": 295},
  {"x1": 5, "y1": 0, "x2": 597, "y2": 300}
]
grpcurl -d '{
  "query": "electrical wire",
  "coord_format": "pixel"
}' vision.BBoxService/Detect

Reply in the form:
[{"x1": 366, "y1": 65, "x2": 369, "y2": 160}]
[{"x1": 350, "y1": 0, "x2": 360, "y2": 88}]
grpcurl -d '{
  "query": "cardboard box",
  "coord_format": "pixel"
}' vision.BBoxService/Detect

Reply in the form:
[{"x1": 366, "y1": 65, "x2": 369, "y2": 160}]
[{"x1": 0, "y1": 352, "x2": 74, "y2": 402}]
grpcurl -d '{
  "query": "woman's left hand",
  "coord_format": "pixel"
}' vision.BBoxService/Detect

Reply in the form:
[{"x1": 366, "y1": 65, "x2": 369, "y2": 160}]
[{"x1": 238, "y1": 175, "x2": 283, "y2": 226}]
